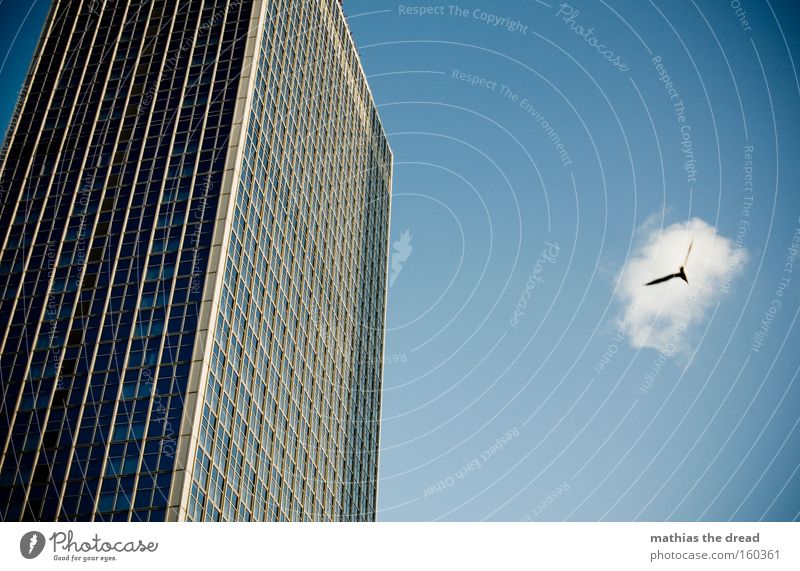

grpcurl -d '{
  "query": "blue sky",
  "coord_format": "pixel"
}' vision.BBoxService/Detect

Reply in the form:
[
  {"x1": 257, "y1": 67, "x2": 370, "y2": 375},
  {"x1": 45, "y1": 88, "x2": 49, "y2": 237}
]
[{"x1": 2, "y1": 0, "x2": 799, "y2": 522}]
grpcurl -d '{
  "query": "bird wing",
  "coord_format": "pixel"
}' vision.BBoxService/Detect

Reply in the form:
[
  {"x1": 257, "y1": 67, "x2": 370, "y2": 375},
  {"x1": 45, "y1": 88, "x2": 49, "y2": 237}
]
[
  {"x1": 645, "y1": 273, "x2": 679, "y2": 286},
  {"x1": 683, "y1": 238, "x2": 694, "y2": 267}
]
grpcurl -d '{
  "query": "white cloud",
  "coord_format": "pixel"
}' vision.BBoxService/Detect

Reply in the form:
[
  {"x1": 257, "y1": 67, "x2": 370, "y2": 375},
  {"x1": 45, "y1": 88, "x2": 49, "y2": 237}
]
[{"x1": 617, "y1": 217, "x2": 746, "y2": 357}]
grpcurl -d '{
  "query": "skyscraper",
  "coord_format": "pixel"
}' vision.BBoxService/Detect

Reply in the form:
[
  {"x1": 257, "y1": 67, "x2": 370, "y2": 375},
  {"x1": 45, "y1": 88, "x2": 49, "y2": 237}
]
[{"x1": 0, "y1": 0, "x2": 391, "y2": 522}]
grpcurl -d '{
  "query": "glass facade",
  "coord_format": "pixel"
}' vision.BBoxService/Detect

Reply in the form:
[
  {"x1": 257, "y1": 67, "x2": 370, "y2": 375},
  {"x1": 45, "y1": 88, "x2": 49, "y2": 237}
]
[{"x1": 0, "y1": 0, "x2": 391, "y2": 523}]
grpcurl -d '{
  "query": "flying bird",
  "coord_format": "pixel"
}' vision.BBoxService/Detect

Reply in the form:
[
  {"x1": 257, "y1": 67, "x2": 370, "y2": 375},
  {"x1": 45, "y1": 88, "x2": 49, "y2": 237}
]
[{"x1": 644, "y1": 239, "x2": 693, "y2": 286}]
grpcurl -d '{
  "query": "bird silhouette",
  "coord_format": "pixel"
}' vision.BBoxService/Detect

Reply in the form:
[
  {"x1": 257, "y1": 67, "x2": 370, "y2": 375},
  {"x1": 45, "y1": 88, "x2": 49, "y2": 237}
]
[{"x1": 645, "y1": 239, "x2": 693, "y2": 286}]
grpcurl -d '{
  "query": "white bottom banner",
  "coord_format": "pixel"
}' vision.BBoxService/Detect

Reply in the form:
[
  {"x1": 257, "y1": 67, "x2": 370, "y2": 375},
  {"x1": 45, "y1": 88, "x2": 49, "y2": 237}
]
[{"x1": 1, "y1": 522, "x2": 798, "y2": 570}]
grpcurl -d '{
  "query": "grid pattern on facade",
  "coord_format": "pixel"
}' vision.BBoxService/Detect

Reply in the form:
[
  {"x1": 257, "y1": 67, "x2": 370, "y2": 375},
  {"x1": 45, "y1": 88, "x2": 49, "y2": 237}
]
[
  {"x1": 0, "y1": 0, "x2": 390, "y2": 524},
  {"x1": 0, "y1": 0, "x2": 252, "y2": 522},
  {"x1": 184, "y1": 0, "x2": 391, "y2": 522}
]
